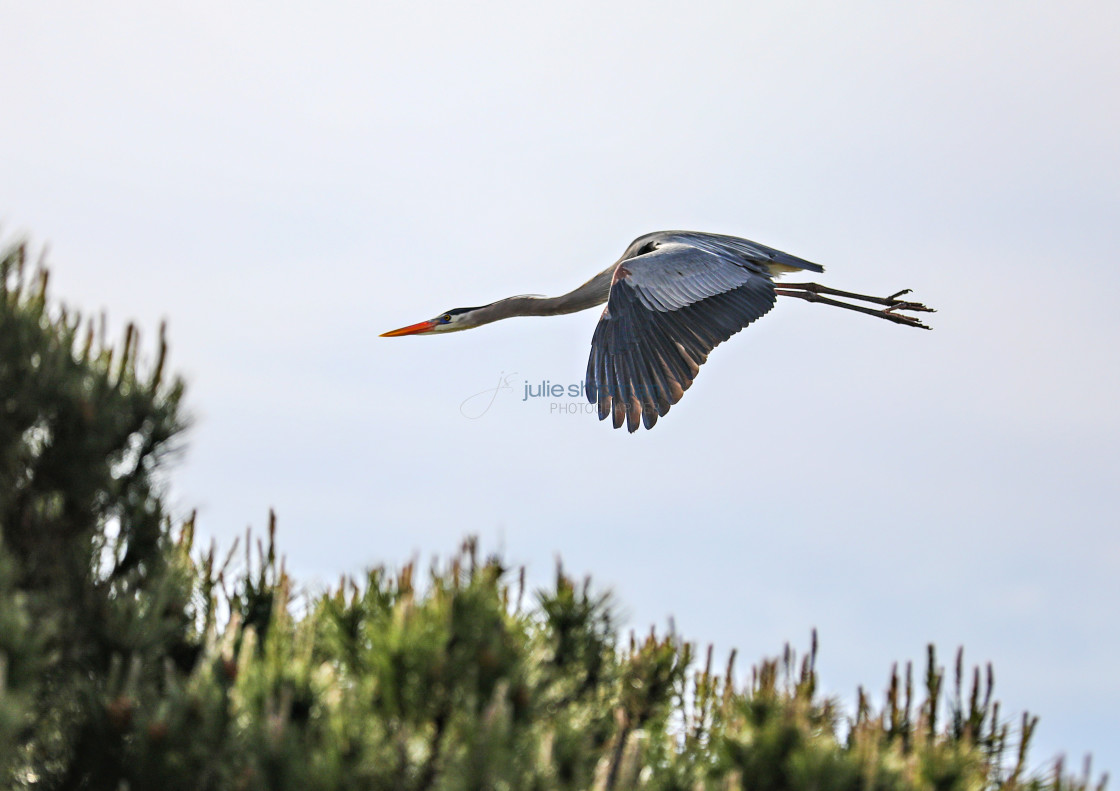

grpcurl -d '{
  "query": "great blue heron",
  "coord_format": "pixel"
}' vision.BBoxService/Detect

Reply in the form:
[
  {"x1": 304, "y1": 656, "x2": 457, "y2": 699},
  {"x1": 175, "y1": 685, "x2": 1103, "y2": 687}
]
[{"x1": 382, "y1": 231, "x2": 933, "y2": 432}]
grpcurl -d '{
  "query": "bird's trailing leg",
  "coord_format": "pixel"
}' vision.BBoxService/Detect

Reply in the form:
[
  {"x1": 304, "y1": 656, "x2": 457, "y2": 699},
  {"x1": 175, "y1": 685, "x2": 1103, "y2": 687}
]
[{"x1": 774, "y1": 282, "x2": 934, "y2": 329}]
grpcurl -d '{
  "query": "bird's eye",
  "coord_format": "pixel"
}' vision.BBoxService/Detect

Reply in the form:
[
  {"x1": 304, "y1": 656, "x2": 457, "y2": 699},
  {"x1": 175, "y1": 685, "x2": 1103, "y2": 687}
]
[{"x1": 441, "y1": 314, "x2": 452, "y2": 323}]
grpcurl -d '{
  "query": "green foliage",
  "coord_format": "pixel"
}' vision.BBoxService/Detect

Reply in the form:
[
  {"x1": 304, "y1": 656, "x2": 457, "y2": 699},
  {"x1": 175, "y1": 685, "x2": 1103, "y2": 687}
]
[{"x1": 0, "y1": 239, "x2": 1108, "y2": 790}]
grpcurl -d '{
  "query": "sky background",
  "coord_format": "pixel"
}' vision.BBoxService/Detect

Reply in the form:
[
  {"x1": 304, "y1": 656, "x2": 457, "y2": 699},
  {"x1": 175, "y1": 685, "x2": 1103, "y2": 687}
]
[{"x1": 3, "y1": 1, "x2": 1118, "y2": 775}]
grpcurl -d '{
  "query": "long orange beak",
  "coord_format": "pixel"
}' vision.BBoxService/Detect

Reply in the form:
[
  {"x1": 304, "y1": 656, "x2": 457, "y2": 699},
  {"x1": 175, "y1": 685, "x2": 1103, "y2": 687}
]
[{"x1": 380, "y1": 319, "x2": 439, "y2": 337}]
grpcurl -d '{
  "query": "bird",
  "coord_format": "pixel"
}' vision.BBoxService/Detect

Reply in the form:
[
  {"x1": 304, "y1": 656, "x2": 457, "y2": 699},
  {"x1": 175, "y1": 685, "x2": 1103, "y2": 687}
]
[{"x1": 381, "y1": 230, "x2": 933, "y2": 432}]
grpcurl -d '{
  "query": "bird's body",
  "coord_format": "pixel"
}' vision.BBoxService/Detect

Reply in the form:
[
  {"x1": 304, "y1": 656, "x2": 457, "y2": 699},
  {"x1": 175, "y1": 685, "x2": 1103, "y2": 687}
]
[{"x1": 382, "y1": 231, "x2": 932, "y2": 432}]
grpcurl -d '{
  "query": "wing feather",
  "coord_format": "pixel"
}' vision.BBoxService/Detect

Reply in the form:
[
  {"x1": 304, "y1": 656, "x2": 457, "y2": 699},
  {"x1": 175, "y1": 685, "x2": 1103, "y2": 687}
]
[{"x1": 586, "y1": 240, "x2": 777, "y2": 432}]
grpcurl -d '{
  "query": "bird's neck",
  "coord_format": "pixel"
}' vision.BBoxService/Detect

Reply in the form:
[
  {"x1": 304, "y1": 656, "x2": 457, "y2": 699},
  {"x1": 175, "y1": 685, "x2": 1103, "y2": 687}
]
[{"x1": 473, "y1": 265, "x2": 615, "y2": 324}]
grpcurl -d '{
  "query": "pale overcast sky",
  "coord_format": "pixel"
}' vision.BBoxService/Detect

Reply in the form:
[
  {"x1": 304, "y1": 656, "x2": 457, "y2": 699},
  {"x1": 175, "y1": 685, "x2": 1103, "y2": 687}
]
[{"x1": 2, "y1": 1, "x2": 1118, "y2": 774}]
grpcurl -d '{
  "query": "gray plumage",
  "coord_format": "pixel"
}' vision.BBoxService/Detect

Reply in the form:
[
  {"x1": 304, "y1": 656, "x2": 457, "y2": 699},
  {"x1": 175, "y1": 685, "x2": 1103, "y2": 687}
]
[{"x1": 582, "y1": 232, "x2": 825, "y2": 431}]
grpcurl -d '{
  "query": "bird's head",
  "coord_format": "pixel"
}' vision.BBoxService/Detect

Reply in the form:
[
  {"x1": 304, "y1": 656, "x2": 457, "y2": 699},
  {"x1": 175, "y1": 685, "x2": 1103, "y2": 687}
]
[{"x1": 380, "y1": 306, "x2": 487, "y2": 336}]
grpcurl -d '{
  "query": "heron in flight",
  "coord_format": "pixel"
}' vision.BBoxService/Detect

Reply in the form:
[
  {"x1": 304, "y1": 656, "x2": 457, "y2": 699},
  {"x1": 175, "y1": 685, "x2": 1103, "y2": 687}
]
[{"x1": 382, "y1": 231, "x2": 933, "y2": 432}]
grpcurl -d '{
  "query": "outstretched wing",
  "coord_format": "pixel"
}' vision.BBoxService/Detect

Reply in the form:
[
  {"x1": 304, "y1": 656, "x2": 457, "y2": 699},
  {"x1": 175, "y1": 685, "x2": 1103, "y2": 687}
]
[{"x1": 585, "y1": 235, "x2": 782, "y2": 432}]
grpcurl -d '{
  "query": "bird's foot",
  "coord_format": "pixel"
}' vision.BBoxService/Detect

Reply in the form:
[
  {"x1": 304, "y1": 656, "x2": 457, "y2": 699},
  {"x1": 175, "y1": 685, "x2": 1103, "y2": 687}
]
[
  {"x1": 880, "y1": 290, "x2": 935, "y2": 328},
  {"x1": 884, "y1": 289, "x2": 935, "y2": 315},
  {"x1": 878, "y1": 308, "x2": 932, "y2": 329}
]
